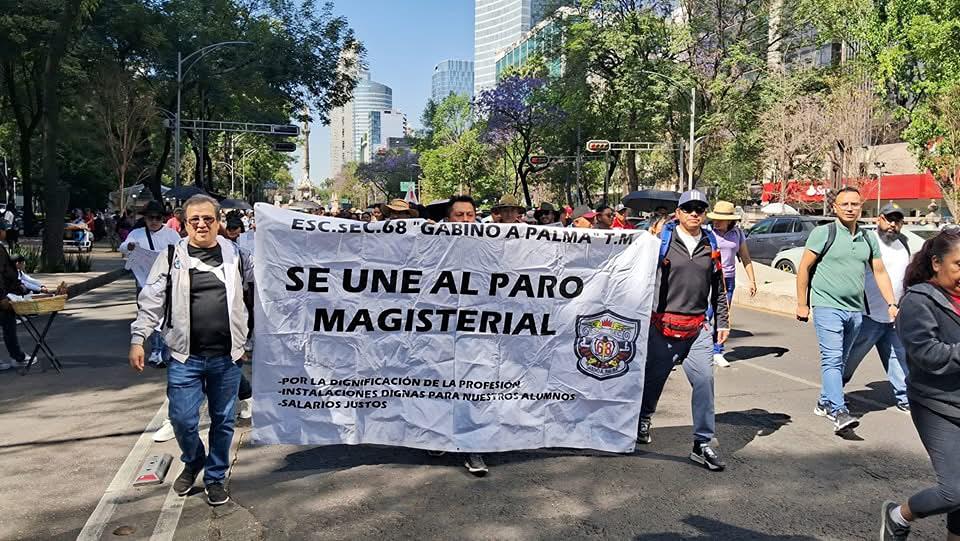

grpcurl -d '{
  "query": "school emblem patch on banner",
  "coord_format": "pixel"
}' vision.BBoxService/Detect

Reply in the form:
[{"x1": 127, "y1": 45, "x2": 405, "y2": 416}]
[{"x1": 575, "y1": 311, "x2": 640, "y2": 380}]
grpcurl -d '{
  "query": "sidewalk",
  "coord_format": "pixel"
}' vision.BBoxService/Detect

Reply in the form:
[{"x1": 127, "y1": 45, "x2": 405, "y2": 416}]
[{"x1": 17, "y1": 241, "x2": 128, "y2": 298}]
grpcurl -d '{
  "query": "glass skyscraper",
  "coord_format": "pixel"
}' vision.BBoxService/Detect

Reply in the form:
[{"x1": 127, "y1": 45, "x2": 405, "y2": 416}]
[
  {"x1": 474, "y1": 0, "x2": 548, "y2": 96},
  {"x1": 352, "y1": 71, "x2": 393, "y2": 163},
  {"x1": 431, "y1": 60, "x2": 474, "y2": 102}
]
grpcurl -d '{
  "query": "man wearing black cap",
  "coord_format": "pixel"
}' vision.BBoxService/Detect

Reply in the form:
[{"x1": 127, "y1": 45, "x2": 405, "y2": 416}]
[
  {"x1": 842, "y1": 203, "x2": 912, "y2": 412},
  {"x1": 0, "y1": 221, "x2": 27, "y2": 371},
  {"x1": 637, "y1": 189, "x2": 730, "y2": 472},
  {"x1": 121, "y1": 199, "x2": 181, "y2": 368}
]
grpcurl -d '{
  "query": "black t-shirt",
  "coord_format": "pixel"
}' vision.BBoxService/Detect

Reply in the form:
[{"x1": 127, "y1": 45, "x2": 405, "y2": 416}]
[{"x1": 188, "y1": 244, "x2": 231, "y2": 357}]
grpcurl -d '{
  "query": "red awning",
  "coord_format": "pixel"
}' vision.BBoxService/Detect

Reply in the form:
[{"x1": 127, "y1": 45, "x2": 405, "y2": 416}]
[{"x1": 761, "y1": 173, "x2": 943, "y2": 203}]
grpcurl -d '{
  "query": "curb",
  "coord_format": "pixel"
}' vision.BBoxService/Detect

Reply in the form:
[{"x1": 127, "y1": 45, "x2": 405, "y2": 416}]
[
  {"x1": 66, "y1": 268, "x2": 129, "y2": 298},
  {"x1": 732, "y1": 287, "x2": 796, "y2": 317}
]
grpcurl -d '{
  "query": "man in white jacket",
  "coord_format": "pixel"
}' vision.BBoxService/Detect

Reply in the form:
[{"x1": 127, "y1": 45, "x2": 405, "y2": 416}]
[
  {"x1": 129, "y1": 194, "x2": 254, "y2": 506},
  {"x1": 121, "y1": 200, "x2": 181, "y2": 367}
]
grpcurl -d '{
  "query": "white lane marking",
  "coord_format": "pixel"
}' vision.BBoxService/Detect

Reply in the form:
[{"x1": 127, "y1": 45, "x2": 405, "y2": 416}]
[
  {"x1": 150, "y1": 410, "x2": 212, "y2": 541},
  {"x1": 738, "y1": 360, "x2": 890, "y2": 412},
  {"x1": 77, "y1": 400, "x2": 167, "y2": 541}
]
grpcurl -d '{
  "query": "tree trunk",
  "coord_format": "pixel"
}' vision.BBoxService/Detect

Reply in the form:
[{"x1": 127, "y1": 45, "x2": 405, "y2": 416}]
[
  {"x1": 17, "y1": 137, "x2": 36, "y2": 235},
  {"x1": 149, "y1": 128, "x2": 172, "y2": 202},
  {"x1": 518, "y1": 165, "x2": 532, "y2": 207},
  {"x1": 40, "y1": 0, "x2": 85, "y2": 271},
  {"x1": 625, "y1": 150, "x2": 639, "y2": 192}
]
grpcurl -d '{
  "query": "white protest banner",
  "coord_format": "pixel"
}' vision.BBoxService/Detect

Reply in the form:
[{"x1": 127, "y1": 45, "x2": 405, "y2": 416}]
[
  {"x1": 252, "y1": 203, "x2": 659, "y2": 453},
  {"x1": 126, "y1": 247, "x2": 160, "y2": 287}
]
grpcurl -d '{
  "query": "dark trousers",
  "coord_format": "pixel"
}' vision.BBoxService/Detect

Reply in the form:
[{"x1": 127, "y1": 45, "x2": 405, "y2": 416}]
[
  {"x1": 238, "y1": 372, "x2": 252, "y2": 401},
  {"x1": 0, "y1": 309, "x2": 25, "y2": 362},
  {"x1": 908, "y1": 402, "x2": 960, "y2": 534}
]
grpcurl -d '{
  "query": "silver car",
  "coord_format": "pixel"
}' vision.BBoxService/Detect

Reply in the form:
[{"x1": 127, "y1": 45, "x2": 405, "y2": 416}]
[{"x1": 770, "y1": 224, "x2": 939, "y2": 274}]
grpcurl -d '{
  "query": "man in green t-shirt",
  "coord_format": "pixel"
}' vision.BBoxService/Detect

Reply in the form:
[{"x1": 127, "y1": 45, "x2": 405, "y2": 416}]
[{"x1": 795, "y1": 187, "x2": 899, "y2": 434}]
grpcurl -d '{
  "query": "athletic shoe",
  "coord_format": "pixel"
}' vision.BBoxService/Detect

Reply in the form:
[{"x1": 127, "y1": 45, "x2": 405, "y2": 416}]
[
  {"x1": 813, "y1": 401, "x2": 837, "y2": 421},
  {"x1": 689, "y1": 442, "x2": 726, "y2": 472},
  {"x1": 464, "y1": 453, "x2": 488, "y2": 476},
  {"x1": 880, "y1": 500, "x2": 911, "y2": 540},
  {"x1": 637, "y1": 419, "x2": 652, "y2": 445},
  {"x1": 173, "y1": 466, "x2": 199, "y2": 496},
  {"x1": 205, "y1": 483, "x2": 230, "y2": 506},
  {"x1": 147, "y1": 350, "x2": 166, "y2": 368},
  {"x1": 0, "y1": 360, "x2": 12, "y2": 371},
  {"x1": 833, "y1": 411, "x2": 860, "y2": 433},
  {"x1": 237, "y1": 398, "x2": 253, "y2": 420},
  {"x1": 896, "y1": 403, "x2": 911, "y2": 413},
  {"x1": 713, "y1": 353, "x2": 730, "y2": 367},
  {"x1": 152, "y1": 419, "x2": 176, "y2": 443}
]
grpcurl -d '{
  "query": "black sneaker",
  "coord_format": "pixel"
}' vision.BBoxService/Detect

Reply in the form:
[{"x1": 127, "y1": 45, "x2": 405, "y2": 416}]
[
  {"x1": 464, "y1": 453, "x2": 488, "y2": 476},
  {"x1": 834, "y1": 411, "x2": 860, "y2": 433},
  {"x1": 689, "y1": 442, "x2": 726, "y2": 472},
  {"x1": 896, "y1": 403, "x2": 911, "y2": 413},
  {"x1": 880, "y1": 500, "x2": 911, "y2": 540},
  {"x1": 173, "y1": 466, "x2": 199, "y2": 496},
  {"x1": 205, "y1": 483, "x2": 230, "y2": 506},
  {"x1": 637, "y1": 419, "x2": 652, "y2": 445},
  {"x1": 813, "y1": 401, "x2": 836, "y2": 421}
]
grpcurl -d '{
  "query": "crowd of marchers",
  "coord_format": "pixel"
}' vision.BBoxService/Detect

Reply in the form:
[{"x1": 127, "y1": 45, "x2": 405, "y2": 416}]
[{"x1": 108, "y1": 189, "x2": 960, "y2": 541}]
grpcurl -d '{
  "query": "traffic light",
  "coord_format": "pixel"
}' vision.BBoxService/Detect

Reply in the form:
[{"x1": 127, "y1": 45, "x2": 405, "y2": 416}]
[
  {"x1": 271, "y1": 124, "x2": 300, "y2": 135},
  {"x1": 529, "y1": 155, "x2": 550, "y2": 166},
  {"x1": 586, "y1": 140, "x2": 611, "y2": 152},
  {"x1": 272, "y1": 142, "x2": 297, "y2": 152}
]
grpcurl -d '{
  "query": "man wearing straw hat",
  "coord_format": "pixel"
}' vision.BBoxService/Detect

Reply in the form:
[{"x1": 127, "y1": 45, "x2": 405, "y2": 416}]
[
  {"x1": 381, "y1": 199, "x2": 420, "y2": 220},
  {"x1": 706, "y1": 200, "x2": 758, "y2": 367},
  {"x1": 491, "y1": 194, "x2": 525, "y2": 224}
]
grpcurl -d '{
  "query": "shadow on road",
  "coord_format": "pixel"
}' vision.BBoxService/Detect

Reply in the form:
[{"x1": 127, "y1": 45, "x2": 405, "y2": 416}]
[
  {"x1": 848, "y1": 381, "x2": 900, "y2": 416},
  {"x1": 637, "y1": 515, "x2": 818, "y2": 540},
  {"x1": 725, "y1": 345, "x2": 789, "y2": 362}
]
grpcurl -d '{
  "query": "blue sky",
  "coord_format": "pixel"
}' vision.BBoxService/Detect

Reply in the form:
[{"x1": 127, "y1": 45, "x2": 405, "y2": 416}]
[{"x1": 297, "y1": 0, "x2": 474, "y2": 182}]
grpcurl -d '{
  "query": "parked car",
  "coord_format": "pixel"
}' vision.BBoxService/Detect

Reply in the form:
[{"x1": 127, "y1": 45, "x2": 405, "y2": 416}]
[
  {"x1": 744, "y1": 216, "x2": 833, "y2": 265},
  {"x1": 770, "y1": 224, "x2": 938, "y2": 274}
]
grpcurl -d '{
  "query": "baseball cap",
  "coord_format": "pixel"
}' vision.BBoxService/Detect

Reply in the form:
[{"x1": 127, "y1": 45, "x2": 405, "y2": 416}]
[
  {"x1": 678, "y1": 189, "x2": 709, "y2": 208},
  {"x1": 140, "y1": 200, "x2": 164, "y2": 217},
  {"x1": 880, "y1": 203, "x2": 905, "y2": 219}
]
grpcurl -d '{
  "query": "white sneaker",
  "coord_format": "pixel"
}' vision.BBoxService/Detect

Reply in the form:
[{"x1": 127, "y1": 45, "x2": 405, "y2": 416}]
[
  {"x1": 148, "y1": 350, "x2": 163, "y2": 365},
  {"x1": 152, "y1": 419, "x2": 176, "y2": 442},
  {"x1": 0, "y1": 360, "x2": 12, "y2": 371},
  {"x1": 238, "y1": 398, "x2": 252, "y2": 419},
  {"x1": 713, "y1": 353, "x2": 731, "y2": 367}
]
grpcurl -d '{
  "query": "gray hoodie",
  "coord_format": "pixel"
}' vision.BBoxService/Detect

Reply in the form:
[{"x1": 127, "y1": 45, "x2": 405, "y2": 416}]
[
  {"x1": 896, "y1": 282, "x2": 960, "y2": 421},
  {"x1": 130, "y1": 237, "x2": 254, "y2": 362}
]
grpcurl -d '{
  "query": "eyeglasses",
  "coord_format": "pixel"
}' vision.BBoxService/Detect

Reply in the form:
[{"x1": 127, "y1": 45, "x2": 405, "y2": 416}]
[
  {"x1": 679, "y1": 205, "x2": 707, "y2": 215},
  {"x1": 836, "y1": 202, "x2": 862, "y2": 209},
  {"x1": 187, "y1": 216, "x2": 217, "y2": 227}
]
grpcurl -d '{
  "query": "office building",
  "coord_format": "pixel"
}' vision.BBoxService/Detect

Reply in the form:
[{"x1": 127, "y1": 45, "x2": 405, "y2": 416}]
[
  {"x1": 432, "y1": 60, "x2": 474, "y2": 102},
  {"x1": 494, "y1": 7, "x2": 574, "y2": 79},
  {"x1": 474, "y1": 0, "x2": 549, "y2": 96},
  {"x1": 352, "y1": 72, "x2": 393, "y2": 163},
  {"x1": 364, "y1": 109, "x2": 408, "y2": 161}
]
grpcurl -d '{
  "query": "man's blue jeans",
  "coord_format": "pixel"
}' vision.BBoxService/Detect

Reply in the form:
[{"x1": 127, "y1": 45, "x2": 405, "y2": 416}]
[
  {"x1": 813, "y1": 307, "x2": 862, "y2": 414},
  {"x1": 167, "y1": 355, "x2": 241, "y2": 485},
  {"x1": 842, "y1": 317, "x2": 909, "y2": 407}
]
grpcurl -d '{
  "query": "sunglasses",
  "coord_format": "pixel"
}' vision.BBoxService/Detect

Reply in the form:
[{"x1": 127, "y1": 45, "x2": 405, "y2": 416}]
[
  {"x1": 187, "y1": 216, "x2": 217, "y2": 227},
  {"x1": 679, "y1": 205, "x2": 708, "y2": 215},
  {"x1": 883, "y1": 214, "x2": 904, "y2": 223}
]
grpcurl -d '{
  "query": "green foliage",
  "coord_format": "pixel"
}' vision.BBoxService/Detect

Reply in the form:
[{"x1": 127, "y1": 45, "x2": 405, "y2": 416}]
[{"x1": 13, "y1": 245, "x2": 42, "y2": 274}]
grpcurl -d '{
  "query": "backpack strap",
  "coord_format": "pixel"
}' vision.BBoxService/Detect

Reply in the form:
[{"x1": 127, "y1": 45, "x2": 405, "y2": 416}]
[
  {"x1": 163, "y1": 244, "x2": 175, "y2": 329},
  {"x1": 897, "y1": 234, "x2": 910, "y2": 255},
  {"x1": 806, "y1": 222, "x2": 837, "y2": 308},
  {"x1": 658, "y1": 220, "x2": 676, "y2": 267},
  {"x1": 145, "y1": 227, "x2": 155, "y2": 251}
]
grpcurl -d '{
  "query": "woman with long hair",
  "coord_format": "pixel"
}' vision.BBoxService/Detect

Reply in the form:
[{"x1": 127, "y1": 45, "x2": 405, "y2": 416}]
[
  {"x1": 706, "y1": 201, "x2": 758, "y2": 367},
  {"x1": 882, "y1": 228, "x2": 960, "y2": 540}
]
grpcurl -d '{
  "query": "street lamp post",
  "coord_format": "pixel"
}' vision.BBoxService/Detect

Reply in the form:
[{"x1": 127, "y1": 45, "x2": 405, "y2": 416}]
[
  {"x1": 641, "y1": 70, "x2": 696, "y2": 191},
  {"x1": 175, "y1": 41, "x2": 252, "y2": 188},
  {"x1": 874, "y1": 161, "x2": 886, "y2": 216}
]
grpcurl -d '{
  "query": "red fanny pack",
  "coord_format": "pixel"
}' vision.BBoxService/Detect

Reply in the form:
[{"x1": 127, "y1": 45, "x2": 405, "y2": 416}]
[{"x1": 652, "y1": 312, "x2": 706, "y2": 340}]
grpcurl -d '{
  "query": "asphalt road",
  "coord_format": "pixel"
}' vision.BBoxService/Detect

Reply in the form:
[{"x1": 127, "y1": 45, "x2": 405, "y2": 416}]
[{"x1": 0, "y1": 280, "x2": 946, "y2": 540}]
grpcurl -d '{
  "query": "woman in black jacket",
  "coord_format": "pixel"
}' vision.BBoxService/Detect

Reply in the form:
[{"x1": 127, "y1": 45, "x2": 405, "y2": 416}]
[{"x1": 881, "y1": 228, "x2": 960, "y2": 540}]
